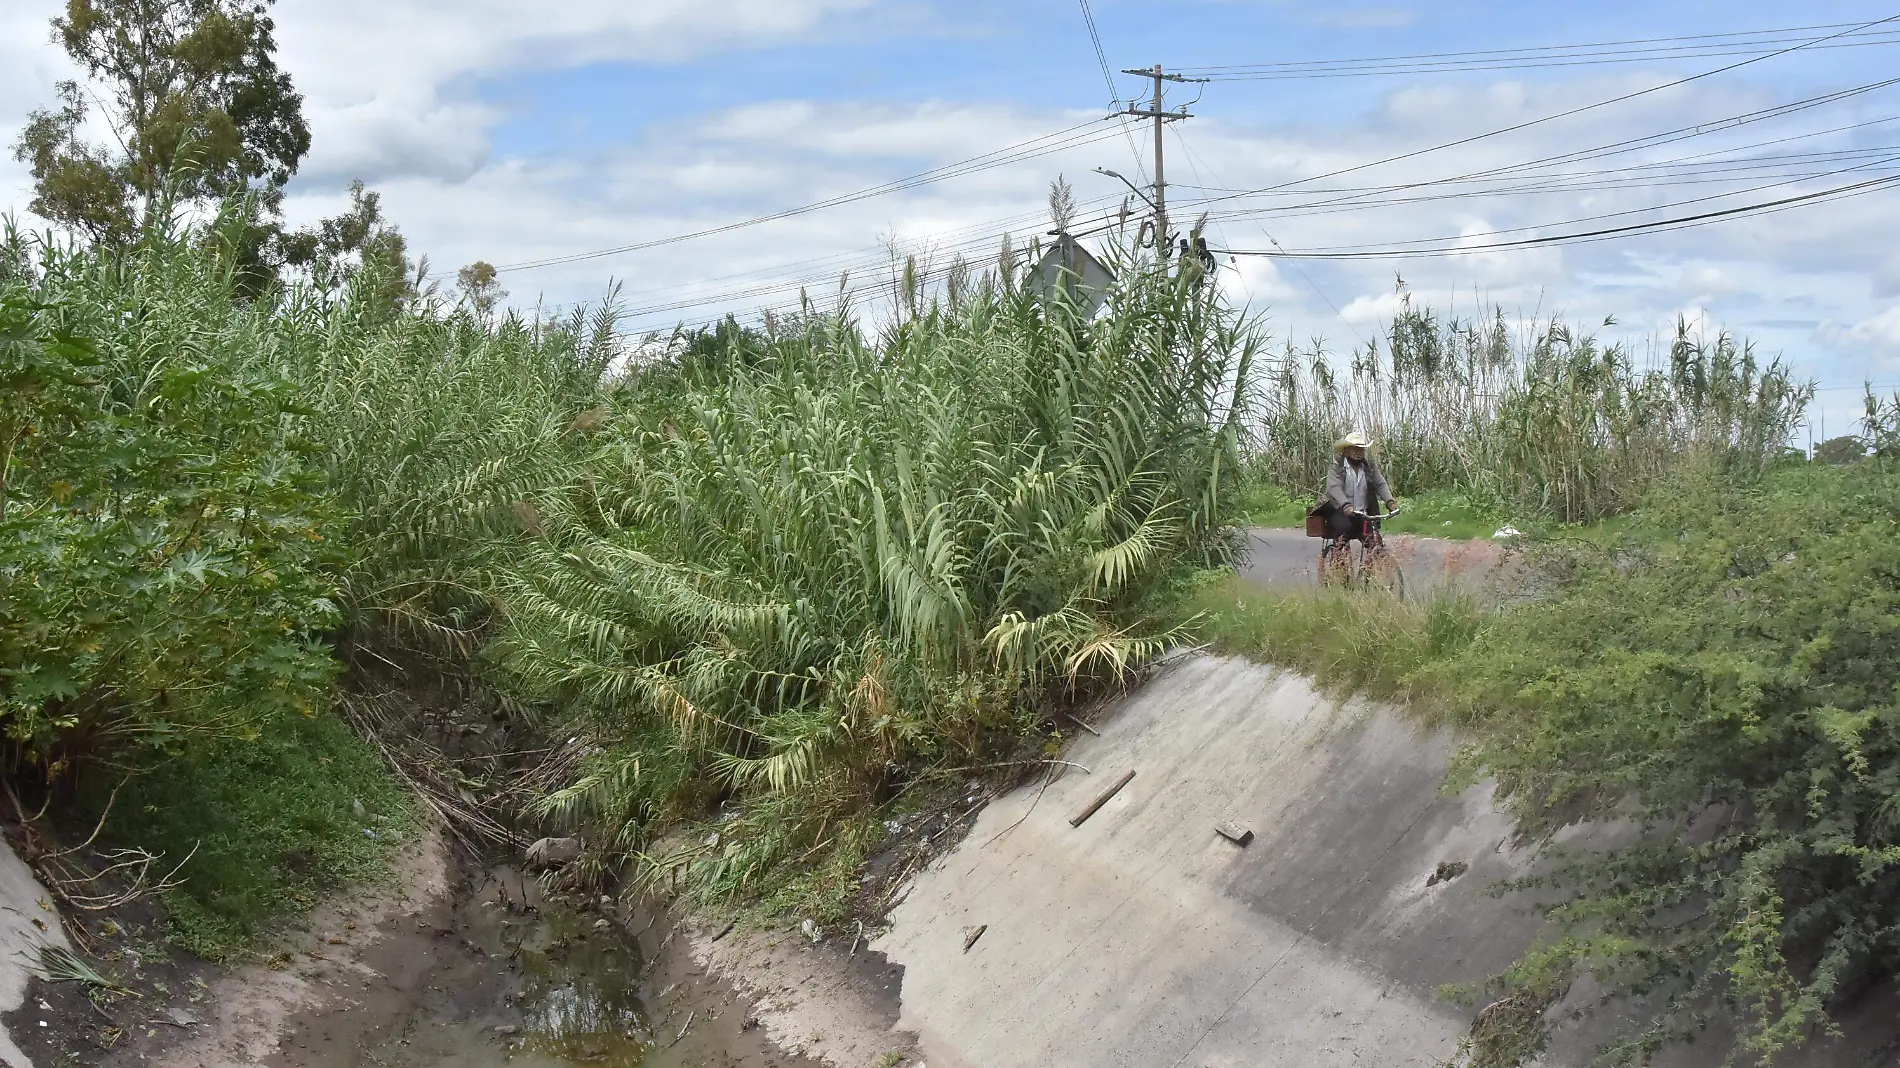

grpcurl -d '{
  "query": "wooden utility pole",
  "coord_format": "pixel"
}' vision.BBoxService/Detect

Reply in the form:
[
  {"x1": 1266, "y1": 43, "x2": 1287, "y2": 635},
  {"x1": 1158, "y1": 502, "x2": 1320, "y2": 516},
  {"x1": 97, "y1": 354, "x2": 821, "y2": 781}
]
[{"x1": 1121, "y1": 65, "x2": 1205, "y2": 258}]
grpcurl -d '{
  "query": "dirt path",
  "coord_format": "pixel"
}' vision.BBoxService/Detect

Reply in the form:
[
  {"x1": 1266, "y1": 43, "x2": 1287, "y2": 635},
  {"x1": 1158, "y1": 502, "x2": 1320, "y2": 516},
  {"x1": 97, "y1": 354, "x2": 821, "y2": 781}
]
[{"x1": 1238, "y1": 527, "x2": 1507, "y2": 594}]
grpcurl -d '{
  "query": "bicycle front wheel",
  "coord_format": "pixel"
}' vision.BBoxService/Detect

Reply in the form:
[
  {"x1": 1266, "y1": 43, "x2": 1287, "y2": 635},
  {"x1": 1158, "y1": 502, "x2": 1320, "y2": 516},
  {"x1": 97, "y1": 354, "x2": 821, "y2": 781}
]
[{"x1": 1366, "y1": 549, "x2": 1407, "y2": 600}]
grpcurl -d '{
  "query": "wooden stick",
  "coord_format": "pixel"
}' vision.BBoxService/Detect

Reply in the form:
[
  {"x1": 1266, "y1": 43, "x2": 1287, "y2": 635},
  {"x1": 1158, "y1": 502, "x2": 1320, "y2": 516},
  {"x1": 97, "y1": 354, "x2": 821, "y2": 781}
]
[
  {"x1": 1065, "y1": 714, "x2": 1101, "y2": 736},
  {"x1": 1069, "y1": 770, "x2": 1136, "y2": 828}
]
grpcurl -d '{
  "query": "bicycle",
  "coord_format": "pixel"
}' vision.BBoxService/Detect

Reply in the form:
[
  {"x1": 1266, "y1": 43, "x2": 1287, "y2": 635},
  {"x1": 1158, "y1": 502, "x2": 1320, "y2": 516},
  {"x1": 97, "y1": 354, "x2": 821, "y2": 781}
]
[{"x1": 1316, "y1": 505, "x2": 1406, "y2": 597}]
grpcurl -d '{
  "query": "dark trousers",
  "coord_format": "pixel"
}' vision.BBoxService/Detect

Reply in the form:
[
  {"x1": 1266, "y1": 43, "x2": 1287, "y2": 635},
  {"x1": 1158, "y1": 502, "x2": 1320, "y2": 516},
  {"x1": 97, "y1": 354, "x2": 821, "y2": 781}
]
[{"x1": 1320, "y1": 504, "x2": 1373, "y2": 542}]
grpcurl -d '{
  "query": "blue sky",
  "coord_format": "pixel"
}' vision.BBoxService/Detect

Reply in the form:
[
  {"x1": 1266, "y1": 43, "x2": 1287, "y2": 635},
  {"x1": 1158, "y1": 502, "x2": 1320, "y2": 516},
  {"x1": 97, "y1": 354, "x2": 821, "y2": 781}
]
[{"x1": 4, "y1": 0, "x2": 1900, "y2": 433}]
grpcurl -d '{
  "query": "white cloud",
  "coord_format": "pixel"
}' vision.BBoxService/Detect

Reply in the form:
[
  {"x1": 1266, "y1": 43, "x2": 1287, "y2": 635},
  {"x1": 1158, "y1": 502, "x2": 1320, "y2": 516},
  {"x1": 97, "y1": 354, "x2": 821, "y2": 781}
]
[{"x1": 1819, "y1": 304, "x2": 1900, "y2": 366}]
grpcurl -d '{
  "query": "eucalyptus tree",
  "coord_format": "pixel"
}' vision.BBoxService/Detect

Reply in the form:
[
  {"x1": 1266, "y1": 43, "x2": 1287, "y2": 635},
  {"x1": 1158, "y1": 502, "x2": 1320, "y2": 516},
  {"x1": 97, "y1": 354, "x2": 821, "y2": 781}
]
[{"x1": 13, "y1": 0, "x2": 310, "y2": 245}]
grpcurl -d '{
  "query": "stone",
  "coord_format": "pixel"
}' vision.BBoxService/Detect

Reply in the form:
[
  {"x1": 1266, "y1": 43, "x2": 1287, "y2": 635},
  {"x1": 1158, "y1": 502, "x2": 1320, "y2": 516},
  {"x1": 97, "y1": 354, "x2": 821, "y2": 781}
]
[{"x1": 523, "y1": 837, "x2": 583, "y2": 870}]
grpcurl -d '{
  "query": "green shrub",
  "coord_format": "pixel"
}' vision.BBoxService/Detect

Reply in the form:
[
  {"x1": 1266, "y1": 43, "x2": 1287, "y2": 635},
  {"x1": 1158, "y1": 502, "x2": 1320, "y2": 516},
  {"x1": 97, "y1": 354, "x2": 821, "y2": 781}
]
[
  {"x1": 1189, "y1": 459, "x2": 1900, "y2": 1063},
  {"x1": 96, "y1": 709, "x2": 413, "y2": 959},
  {"x1": 0, "y1": 237, "x2": 341, "y2": 767},
  {"x1": 1427, "y1": 462, "x2": 1900, "y2": 1064},
  {"x1": 0, "y1": 220, "x2": 427, "y2": 958}
]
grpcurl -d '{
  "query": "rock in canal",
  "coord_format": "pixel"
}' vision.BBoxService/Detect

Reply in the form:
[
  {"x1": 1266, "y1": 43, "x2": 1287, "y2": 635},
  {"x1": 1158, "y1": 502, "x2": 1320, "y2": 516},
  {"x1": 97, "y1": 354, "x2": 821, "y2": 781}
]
[{"x1": 524, "y1": 836, "x2": 583, "y2": 870}]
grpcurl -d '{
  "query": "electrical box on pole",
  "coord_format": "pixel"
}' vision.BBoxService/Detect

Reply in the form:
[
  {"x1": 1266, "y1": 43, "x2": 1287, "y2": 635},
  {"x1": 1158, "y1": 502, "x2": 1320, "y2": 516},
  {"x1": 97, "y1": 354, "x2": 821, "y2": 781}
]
[{"x1": 1119, "y1": 66, "x2": 1207, "y2": 258}]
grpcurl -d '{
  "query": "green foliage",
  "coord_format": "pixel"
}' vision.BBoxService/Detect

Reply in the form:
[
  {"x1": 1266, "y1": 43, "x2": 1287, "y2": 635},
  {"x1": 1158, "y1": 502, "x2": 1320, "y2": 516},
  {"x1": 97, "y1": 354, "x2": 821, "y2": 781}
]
[
  {"x1": 1426, "y1": 463, "x2": 1900, "y2": 1064},
  {"x1": 1233, "y1": 477, "x2": 1309, "y2": 528},
  {"x1": 1381, "y1": 488, "x2": 1507, "y2": 540},
  {"x1": 505, "y1": 264, "x2": 1259, "y2": 899},
  {"x1": 277, "y1": 180, "x2": 422, "y2": 314},
  {"x1": 1196, "y1": 461, "x2": 1900, "y2": 1064},
  {"x1": 0, "y1": 236, "x2": 341, "y2": 765},
  {"x1": 1865, "y1": 387, "x2": 1900, "y2": 459},
  {"x1": 97, "y1": 709, "x2": 412, "y2": 959},
  {"x1": 0, "y1": 217, "x2": 417, "y2": 959},
  {"x1": 1813, "y1": 434, "x2": 1867, "y2": 466},
  {"x1": 13, "y1": 0, "x2": 309, "y2": 245},
  {"x1": 269, "y1": 262, "x2": 614, "y2": 653},
  {"x1": 1250, "y1": 288, "x2": 1810, "y2": 523}
]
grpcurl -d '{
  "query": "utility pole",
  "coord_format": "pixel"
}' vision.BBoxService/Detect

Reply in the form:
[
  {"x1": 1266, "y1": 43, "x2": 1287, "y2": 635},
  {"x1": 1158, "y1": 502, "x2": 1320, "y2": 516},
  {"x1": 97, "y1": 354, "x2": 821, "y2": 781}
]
[{"x1": 1120, "y1": 65, "x2": 1205, "y2": 258}]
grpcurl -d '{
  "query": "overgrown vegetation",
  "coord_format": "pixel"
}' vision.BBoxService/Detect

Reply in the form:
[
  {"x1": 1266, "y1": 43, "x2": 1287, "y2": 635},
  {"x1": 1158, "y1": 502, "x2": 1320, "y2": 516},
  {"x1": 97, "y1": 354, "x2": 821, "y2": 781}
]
[
  {"x1": 7, "y1": 10, "x2": 1893, "y2": 1063},
  {"x1": 503, "y1": 261, "x2": 1258, "y2": 902},
  {"x1": 99, "y1": 709, "x2": 413, "y2": 959},
  {"x1": 0, "y1": 205, "x2": 1255, "y2": 935},
  {"x1": 1192, "y1": 435, "x2": 1900, "y2": 1065},
  {"x1": 0, "y1": 219, "x2": 420, "y2": 949}
]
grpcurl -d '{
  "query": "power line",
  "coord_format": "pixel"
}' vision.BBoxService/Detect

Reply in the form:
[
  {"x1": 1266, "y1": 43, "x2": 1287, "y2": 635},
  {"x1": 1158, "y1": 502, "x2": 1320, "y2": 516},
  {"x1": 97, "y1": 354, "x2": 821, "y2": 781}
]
[
  {"x1": 1185, "y1": 76, "x2": 1900, "y2": 223},
  {"x1": 567, "y1": 19, "x2": 1900, "y2": 333},
  {"x1": 1217, "y1": 172, "x2": 1900, "y2": 259},
  {"x1": 1171, "y1": 125, "x2": 1371, "y2": 350},
  {"x1": 493, "y1": 116, "x2": 1124, "y2": 273},
  {"x1": 1237, "y1": 150, "x2": 1900, "y2": 252},
  {"x1": 1076, "y1": 0, "x2": 1153, "y2": 189},
  {"x1": 1177, "y1": 21, "x2": 1900, "y2": 75},
  {"x1": 1183, "y1": 33, "x2": 1900, "y2": 81},
  {"x1": 1188, "y1": 15, "x2": 1900, "y2": 211},
  {"x1": 1197, "y1": 147, "x2": 1900, "y2": 229},
  {"x1": 605, "y1": 99, "x2": 1900, "y2": 330}
]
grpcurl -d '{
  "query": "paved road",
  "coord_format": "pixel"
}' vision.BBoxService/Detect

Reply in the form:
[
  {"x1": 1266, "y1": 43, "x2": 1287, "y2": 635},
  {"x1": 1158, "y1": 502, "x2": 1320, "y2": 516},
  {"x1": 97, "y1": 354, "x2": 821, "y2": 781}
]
[{"x1": 1238, "y1": 526, "x2": 1506, "y2": 596}]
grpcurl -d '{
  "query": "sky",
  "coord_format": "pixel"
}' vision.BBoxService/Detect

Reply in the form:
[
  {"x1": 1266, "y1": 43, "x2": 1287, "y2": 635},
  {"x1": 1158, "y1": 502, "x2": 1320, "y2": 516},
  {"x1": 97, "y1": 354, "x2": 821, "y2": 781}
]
[{"x1": 4, "y1": 0, "x2": 1900, "y2": 437}]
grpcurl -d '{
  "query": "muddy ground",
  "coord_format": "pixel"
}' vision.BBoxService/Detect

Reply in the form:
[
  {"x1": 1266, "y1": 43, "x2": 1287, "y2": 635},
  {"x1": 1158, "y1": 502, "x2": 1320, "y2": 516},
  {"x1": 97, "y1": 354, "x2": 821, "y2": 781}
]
[
  {"x1": 253, "y1": 863, "x2": 830, "y2": 1068},
  {"x1": 3, "y1": 830, "x2": 906, "y2": 1068}
]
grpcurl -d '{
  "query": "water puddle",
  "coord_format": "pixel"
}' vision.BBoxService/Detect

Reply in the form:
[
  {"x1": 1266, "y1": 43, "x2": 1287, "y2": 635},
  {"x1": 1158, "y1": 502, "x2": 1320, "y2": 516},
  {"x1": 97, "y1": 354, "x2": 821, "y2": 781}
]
[{"x1": 266, "y1": 860, "x2": 819, "y2": 1068}]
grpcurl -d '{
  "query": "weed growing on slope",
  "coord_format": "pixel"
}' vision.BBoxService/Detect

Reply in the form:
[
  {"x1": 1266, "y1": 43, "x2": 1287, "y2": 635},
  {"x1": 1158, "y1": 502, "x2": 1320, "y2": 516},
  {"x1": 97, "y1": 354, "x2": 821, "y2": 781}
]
[{"x1": 1194, "y1": 458, "x2": 1900, "y2": 1065}]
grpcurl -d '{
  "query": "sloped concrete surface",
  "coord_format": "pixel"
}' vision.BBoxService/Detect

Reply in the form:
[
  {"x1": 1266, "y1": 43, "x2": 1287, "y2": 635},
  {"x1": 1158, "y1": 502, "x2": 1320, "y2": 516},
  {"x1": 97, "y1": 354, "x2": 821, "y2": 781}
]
[
  {"x1": 873, "y1": 655, "x2": 1893, "y2": 1067},
  {"x1": 0, "y1": 840, "x2": 70, "y2": 1068}
]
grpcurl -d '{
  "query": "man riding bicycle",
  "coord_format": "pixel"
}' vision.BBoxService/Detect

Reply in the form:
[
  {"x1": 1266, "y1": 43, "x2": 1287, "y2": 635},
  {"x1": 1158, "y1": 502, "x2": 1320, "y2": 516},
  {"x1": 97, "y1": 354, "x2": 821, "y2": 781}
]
[{"x1": 1317, "y1": 431, "x2": 1398, "y2": 574}]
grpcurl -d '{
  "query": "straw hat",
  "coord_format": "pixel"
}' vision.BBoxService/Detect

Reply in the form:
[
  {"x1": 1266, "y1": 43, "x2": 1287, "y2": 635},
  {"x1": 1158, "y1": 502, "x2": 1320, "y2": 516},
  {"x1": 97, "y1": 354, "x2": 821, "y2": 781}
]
[{"x1": 1333, "y1": 430, "x2": 1374, "y2": 453}]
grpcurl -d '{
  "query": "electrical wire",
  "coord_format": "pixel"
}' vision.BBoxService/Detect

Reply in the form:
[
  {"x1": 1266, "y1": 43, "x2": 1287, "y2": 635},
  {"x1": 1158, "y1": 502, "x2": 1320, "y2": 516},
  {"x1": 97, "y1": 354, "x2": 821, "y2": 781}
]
[
  {"x1": 1178, "y1": 21, "x2": 1900, "y2": 76},
  {"x1": 605, "y1": 105, "x2": 1900, "y2": 330},
  {"x1": 1185, "y1": 36, "x2": 1900, "y2": 81},
  {"x1": 1171, "y1": 125, "x2": 1371, "y2": 349},
  {"x1": 1217, "y1": 172, "x2": 1900, "y2": 259},
  {"x1": 1075, "y1": 0, "x2": 1152, "y2": 188},
  {"x1": 493, "y1": 116, "x2": 1125, "y2": 273},
  {"x1": 557, "y1": 20, "x2": 1900, "y2": 330},
  {"x1": 1188, "y1": 16, "x2": 1900, "y2": 210},
  {"x1": 1183, "y1": 76, "x2": 1900, "y2": 222}
]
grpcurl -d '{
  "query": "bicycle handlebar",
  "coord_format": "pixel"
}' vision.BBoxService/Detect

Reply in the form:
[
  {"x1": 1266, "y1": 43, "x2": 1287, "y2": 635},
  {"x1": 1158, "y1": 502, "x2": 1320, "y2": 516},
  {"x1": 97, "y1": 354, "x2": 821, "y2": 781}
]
[{"x1": 1356, "y1": 506, "x2": 1403, "y2": 521}]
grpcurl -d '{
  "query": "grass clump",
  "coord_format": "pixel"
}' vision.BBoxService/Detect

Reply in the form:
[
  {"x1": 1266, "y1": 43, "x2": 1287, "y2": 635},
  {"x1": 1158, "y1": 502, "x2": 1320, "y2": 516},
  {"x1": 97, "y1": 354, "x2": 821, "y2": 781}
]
[{"x1": 90, "y1": 709, "x2": 413, "y2": 960}]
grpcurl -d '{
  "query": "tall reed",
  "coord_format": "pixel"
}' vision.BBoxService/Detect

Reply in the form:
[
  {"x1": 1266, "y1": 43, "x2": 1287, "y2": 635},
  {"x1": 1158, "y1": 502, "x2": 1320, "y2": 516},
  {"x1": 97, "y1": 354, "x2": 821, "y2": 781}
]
[
  {"x1": 503, "y1": 263, "x2": 1263, "y2": 897},
  {"x1": 1252, "y1": 290, "x2": 1812, "y2": 522}
]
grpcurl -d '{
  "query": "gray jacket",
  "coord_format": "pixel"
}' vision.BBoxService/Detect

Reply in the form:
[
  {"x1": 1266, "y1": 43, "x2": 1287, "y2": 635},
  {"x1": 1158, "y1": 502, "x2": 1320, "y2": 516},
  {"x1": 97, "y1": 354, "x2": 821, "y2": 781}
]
[{"x1": 1322, "y1": 454, "x2": 1393, "y2": 513}]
